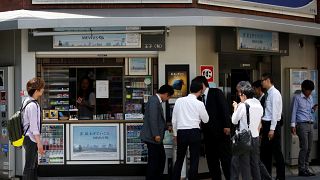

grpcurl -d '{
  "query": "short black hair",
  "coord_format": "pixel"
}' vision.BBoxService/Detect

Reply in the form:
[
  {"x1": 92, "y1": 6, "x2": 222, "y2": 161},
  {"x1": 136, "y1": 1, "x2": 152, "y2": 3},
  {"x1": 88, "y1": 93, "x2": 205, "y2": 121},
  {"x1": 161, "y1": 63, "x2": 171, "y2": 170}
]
[
  {"x1": 301, "y1": 80, "x2": 314, "y2": 91},
  {"x1": 192, "y1": 76, "x2": 209, "y2": 88},
  {"x1": 261, "y1": 73, "x2": 273, "y2": 84},
  {"x1": 252, "y1": 80, "x2": 266, "y2": 92},
  {"x1": 252, "y1": 80, "x2": 262, "y2": 88},
  {"x1": 158, "y1": 85, "x2": 174, "y2": 96},
  {"x1": 190, "y1": 80, "x2": 203, "y2": 93}
]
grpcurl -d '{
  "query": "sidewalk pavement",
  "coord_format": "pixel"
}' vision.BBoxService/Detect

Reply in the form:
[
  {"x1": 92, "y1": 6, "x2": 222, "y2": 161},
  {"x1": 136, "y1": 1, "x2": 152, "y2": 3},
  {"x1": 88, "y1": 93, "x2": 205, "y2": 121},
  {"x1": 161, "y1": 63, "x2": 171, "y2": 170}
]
[{"x1": 38, "y1": 165, "x2": 320, "y2": 180}]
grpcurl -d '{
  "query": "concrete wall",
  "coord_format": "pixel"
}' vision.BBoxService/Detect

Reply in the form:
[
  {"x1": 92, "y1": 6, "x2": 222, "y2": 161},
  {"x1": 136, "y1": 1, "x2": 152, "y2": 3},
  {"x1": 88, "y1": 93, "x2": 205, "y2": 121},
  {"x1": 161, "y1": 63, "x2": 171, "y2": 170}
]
[
  {"x1": 281, "y1": 34, "x2": 317, "y2": 164},
  {"x1": 196, "y1": 27, "x2": 219, "y2": 85},
  {"x1": 158, "y1": 27, "x2": 197, "y2": 86}
]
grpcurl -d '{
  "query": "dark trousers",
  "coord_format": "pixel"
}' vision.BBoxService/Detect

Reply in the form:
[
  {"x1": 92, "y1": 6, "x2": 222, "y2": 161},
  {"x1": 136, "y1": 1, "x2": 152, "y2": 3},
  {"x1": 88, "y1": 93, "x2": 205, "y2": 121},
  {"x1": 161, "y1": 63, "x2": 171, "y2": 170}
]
[
  {"x1": 296, "y1": 123, "x2": 313, "y2": 172},
  {"x1": 146, "y1": 142, "x2": 166, "y2": 180},
  {"x1": 260, "y1": 121, "x2": 285, "y2": 180},
  {"x1": 173, "y1": 129, "x2": 201, "y2": 180},
  {"x1": 250, "y1": 137, "x2": 261, "y2": 180},
  {"x1": 230, "y1": 153, "x2": 250, "y2": 180},
  {"x1": 204, "y1": 131, "x2": 231, "y2": 180},
  {"x1": 23, "y1": 136, "x2": 38, "y2": 180}
]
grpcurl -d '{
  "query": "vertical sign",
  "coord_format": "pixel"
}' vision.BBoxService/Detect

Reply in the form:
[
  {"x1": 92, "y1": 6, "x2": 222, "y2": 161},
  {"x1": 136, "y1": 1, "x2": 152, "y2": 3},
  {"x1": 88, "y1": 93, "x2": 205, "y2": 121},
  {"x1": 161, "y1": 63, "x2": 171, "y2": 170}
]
[{"x1": 200, "y1": 65, "x2": 214, "y2": 83}]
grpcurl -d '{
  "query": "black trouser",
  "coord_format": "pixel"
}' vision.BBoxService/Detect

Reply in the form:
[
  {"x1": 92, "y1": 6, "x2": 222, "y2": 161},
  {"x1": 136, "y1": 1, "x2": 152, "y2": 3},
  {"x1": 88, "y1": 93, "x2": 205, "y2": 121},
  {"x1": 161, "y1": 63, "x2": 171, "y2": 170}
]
[
  {"x1": 250, "y1": 137, "x2": 261, "y2": 180},
  {"x1": 146, "y1": 142, "x2": 166, "y2": 180},
  {"x1": 23, "y1": 136, "x2": 38, "y2": 180},
  {"x1": 173, "y1": 129, "x2": 201, "y2": 180},
  {"x1": 260, "y1": 120, "x2": 285, "y2": 180},
  {"x1": 203, "y1": 130, "x2": 231, "y2": 180}
]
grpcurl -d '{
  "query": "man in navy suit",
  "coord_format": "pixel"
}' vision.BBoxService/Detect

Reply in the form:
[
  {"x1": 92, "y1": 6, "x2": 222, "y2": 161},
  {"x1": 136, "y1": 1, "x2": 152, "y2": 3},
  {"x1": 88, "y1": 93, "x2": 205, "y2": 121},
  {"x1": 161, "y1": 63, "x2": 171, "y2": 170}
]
[{"x1": 141, "y1": 85, "x2": 174, "y2": 180}]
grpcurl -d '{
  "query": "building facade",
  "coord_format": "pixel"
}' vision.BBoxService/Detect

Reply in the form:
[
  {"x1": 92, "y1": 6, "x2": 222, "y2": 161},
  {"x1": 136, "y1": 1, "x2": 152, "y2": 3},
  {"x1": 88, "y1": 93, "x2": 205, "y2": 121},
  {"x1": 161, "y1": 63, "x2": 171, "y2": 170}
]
[{"x1": 0, "y1": 0, "x2": 319, "y2": 178}]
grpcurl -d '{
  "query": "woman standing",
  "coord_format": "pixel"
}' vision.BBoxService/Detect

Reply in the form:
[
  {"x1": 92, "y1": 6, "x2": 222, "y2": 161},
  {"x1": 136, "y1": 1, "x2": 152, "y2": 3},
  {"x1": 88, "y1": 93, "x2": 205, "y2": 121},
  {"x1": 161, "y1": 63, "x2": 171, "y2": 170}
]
[
  {"x1": 77, "y1": 77, "x2": 95, "y2": 120},
  {"x1": 23, "y1": 77, "x2": 45, "y2": 180},
  {"x1": 231, "y1": 81, "x2": 263, "y2": 180}
]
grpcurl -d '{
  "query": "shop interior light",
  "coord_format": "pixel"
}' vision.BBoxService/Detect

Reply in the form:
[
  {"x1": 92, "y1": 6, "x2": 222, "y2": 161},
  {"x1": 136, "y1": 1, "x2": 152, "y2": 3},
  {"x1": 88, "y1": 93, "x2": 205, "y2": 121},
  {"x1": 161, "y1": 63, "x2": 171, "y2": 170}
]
[{"x1": 32, "y1": 29, "x2": 169, "y2": 36}]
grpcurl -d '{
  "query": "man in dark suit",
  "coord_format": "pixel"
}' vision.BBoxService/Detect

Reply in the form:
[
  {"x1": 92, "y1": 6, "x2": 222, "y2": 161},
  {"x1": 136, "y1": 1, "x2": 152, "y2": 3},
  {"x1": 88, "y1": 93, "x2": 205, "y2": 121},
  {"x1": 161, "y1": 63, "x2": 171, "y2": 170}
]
[
  {"x1": 140, "y1": 85, "x2": 174, "y2": 180},
  {"x1": 192, "y1": 76, "x2": 232, "y2": 180},
  {"x1": 252, "y1": 80, "x2": 266, "y2": 108}
]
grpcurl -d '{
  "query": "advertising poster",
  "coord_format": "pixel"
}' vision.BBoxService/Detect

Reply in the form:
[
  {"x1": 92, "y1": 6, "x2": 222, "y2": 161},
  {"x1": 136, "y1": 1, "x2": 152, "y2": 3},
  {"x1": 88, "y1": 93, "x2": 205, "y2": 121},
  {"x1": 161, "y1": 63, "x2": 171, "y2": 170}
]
[
  {"x1": 166, "y1": 65, "x2": 189, "y2": 98},
  {"x1": 71, "y1": 125, "x2": 119, "y2": 160},
  {"x1": 128, "y1": 58, "x2": 148, "y2": 75}
]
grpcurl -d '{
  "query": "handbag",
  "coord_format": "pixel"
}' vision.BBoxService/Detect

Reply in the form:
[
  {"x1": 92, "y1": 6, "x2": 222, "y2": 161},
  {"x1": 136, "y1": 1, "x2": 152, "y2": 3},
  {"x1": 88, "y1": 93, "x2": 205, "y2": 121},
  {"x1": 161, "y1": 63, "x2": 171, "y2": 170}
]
[{"x1": 231, "y1": 103, "x2": 252, "y2": 155}]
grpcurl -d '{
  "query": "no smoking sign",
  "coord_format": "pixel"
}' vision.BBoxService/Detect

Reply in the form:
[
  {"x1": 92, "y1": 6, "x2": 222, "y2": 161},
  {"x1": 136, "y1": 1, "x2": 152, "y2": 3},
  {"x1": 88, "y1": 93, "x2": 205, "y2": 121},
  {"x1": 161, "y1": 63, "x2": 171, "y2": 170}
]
[{"x1": 200, "y1": 65, "x2": 214, "y2": 83}]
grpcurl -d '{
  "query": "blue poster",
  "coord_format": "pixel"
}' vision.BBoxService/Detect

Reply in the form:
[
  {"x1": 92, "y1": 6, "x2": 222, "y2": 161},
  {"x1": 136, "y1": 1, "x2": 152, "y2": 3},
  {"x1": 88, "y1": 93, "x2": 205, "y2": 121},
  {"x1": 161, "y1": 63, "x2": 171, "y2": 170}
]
[{"x1": 72, "y1": 125, "x2": 119, "y2": 160}]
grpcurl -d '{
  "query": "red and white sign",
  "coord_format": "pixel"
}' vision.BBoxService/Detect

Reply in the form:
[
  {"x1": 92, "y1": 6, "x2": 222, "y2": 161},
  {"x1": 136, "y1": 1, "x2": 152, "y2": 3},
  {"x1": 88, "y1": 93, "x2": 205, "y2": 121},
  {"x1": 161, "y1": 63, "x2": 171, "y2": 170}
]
[{"x1": 200, "y1": 65, "x2": 214, "y2": 83}]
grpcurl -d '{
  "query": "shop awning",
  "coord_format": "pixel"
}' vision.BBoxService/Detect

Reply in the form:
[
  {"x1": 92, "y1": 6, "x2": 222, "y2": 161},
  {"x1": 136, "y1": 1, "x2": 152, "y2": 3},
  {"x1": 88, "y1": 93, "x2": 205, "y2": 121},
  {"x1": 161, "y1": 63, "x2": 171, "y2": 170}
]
[{"x1": 1, "y1": 8, "x2": 320, "y2": 36}]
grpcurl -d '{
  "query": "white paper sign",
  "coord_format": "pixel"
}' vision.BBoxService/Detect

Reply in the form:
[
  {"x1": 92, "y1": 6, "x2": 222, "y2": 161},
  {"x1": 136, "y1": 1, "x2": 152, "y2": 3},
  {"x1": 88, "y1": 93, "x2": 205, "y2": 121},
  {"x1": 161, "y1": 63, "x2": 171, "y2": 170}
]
[{"x1": 96, "y1": 80, "x2": 109, "y2": 98}]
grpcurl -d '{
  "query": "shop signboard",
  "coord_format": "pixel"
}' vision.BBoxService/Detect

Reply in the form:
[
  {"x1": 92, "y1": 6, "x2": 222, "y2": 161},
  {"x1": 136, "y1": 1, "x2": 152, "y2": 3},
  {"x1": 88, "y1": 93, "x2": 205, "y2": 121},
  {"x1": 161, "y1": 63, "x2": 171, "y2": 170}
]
[
  {"x1": 29, "y1": 27, "x2": 165, "y2": 51},
  {"x1": 70, "y1": 124, "x2": 120, "y2": 160},
  {"x1": 198, "y1": 0, "x2": 317, "y2": 16},
  {"x1": 33, "y1": 0, "x2": 192, "y2": 4},
  {"x1": 53, "y1": 33, "x2": 141, "y2": 49},
  {"x1": 237, "y1": 28, "x2": 279, "y2": 52}
]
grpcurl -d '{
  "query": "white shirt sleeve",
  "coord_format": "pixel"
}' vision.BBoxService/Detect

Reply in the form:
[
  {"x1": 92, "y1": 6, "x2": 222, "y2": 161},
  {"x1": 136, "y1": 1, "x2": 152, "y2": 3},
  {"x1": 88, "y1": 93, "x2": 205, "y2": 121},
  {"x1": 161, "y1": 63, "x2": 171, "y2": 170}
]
[
  {"x1": 270, "y1": 92, "x2": 282, "y2": 130},
  {"x1": 199, "y1": 103, "x2": 209, "y2": 123},
  {"x1": 172, "y1": 100, "x2": 179, "y2": 136},
  {"x1": 232, "y1": 103, "x2": 245, "y2": 125}
]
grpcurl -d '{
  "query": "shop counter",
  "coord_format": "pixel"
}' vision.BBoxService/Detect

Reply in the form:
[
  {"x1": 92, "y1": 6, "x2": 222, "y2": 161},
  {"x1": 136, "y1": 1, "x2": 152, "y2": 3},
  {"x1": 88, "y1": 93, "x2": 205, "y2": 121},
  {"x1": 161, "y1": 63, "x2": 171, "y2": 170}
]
[{"x1": 39, "y1": 120, "x2": 147, "y2": 168}]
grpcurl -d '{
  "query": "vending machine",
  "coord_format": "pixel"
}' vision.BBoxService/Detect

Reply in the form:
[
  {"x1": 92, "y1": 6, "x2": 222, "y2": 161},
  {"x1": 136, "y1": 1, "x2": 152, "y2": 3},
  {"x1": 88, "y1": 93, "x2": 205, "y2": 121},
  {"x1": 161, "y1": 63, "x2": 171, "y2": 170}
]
[
  {"x1": 0, "y1": 67, "x2": 15, "y2": 179},
  {"x1": 285, "y1": 69, "x2": 318, "y2": 165}
]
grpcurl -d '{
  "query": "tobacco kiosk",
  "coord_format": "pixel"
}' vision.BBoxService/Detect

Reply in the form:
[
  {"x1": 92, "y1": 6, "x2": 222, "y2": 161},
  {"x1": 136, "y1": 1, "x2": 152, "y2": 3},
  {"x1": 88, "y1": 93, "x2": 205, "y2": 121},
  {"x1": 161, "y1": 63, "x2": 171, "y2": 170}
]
[{"x1": 37, "y1": 57, "x2": 158, "y2": 176}]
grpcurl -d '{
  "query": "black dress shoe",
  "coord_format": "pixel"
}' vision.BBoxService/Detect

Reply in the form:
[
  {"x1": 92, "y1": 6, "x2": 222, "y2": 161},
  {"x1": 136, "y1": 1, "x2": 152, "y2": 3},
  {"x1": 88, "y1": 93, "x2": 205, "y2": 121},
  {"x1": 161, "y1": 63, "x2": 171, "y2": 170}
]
[
  {"x1": 306, "y1": 170, "x2": 316, "y2": 176},
  {"x1": 298, "y1": 170, "x2": 310, "y2": 176}
]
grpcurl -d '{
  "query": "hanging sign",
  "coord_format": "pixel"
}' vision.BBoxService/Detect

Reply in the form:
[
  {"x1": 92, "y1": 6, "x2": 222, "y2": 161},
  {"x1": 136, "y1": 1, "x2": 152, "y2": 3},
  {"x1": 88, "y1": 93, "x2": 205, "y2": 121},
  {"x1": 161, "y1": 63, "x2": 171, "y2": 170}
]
[{"x1": 200, "y1": 65, "x2": 214, "y2": 83}]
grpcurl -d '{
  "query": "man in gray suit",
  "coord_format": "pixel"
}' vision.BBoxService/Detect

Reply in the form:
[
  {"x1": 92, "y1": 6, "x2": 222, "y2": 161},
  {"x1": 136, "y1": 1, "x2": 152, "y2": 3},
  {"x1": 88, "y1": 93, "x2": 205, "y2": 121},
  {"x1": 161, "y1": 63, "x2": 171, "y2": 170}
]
[{"x1": 141, "y1": 85, "x2": 174, "y2": 180}]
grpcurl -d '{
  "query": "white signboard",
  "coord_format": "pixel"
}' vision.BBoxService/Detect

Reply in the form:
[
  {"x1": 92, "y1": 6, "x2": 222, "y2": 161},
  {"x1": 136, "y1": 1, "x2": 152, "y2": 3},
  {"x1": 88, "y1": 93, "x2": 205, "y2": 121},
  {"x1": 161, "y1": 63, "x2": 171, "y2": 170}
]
[
  {"x1": 198, "y1": 0, "x2": 317, "y2": 17},
  {"x1": 33, "y1": 0, "x2": 192, "y2": 4},
  {"x1": 237, "y1": 28, "x2": 279, "y2": 52},
  {"x1": 53, "y1": 33, "x2": 141, "y2": 48},
  {"x1": 96, "y1": 80, "x2": 109, "y2": 98}
]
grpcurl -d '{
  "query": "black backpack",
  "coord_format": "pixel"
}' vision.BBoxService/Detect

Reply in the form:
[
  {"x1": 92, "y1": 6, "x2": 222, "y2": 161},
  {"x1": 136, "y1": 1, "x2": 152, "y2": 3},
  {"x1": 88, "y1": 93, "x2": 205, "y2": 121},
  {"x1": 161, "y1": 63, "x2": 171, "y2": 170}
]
[{"x1": 7, "y1": 100, "x2": 38, "y2": 147}]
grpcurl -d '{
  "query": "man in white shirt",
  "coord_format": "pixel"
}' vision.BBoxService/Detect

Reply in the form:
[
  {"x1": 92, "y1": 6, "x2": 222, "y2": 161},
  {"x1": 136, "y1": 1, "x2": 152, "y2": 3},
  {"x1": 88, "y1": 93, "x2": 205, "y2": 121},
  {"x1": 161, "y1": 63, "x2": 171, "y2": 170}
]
[
  {"x1": 260, "y1": 73, "x2": 285, "y2": 180},
  {"x1": 172, "y1": 80, "x2": 209, "y2": 180}
]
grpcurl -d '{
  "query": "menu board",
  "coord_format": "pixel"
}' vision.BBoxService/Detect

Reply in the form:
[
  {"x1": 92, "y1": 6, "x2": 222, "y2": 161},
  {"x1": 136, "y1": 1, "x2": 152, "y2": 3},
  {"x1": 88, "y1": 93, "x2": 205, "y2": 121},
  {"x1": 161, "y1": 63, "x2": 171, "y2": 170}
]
[{"x1": 126, "y1": 123, "x2": 148, "y2": 164}]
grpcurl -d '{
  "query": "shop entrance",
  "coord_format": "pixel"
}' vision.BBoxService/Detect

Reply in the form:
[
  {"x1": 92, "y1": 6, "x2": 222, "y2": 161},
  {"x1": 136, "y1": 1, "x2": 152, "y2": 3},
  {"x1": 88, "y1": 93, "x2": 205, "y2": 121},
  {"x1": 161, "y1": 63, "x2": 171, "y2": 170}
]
[{"x1": 218, "y1": 53, "x2": 271, "y2": 107}]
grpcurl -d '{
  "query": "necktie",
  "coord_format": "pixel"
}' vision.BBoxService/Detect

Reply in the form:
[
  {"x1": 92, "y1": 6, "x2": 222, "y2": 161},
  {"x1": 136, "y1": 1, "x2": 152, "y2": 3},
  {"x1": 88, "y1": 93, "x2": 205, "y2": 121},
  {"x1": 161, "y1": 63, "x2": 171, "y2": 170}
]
[
  {"x1": 202, "y1": 94, "x2": 206, "y2": 105},
  {"x1": 263, "y1": 92, "x2": 268, "y2": 116}
]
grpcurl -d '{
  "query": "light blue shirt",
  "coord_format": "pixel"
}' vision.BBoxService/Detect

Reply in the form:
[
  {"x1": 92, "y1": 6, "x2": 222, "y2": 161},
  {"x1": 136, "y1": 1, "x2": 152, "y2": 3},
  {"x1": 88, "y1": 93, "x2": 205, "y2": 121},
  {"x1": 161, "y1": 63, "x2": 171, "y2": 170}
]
[
  {"x1": 262, "y1": 86, "x2": 283, "y2": 130},
  {"x1": 291, "y1": 93, "x2": 314, "y2": 127}
]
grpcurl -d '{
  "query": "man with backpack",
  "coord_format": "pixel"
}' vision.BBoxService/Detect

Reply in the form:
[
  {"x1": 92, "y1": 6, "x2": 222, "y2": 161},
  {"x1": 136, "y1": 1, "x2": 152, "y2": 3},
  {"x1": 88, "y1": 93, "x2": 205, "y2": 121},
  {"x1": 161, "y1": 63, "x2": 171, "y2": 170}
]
[{"x1": 22, "y1": 77, "x2": 45, "y2": 180}]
